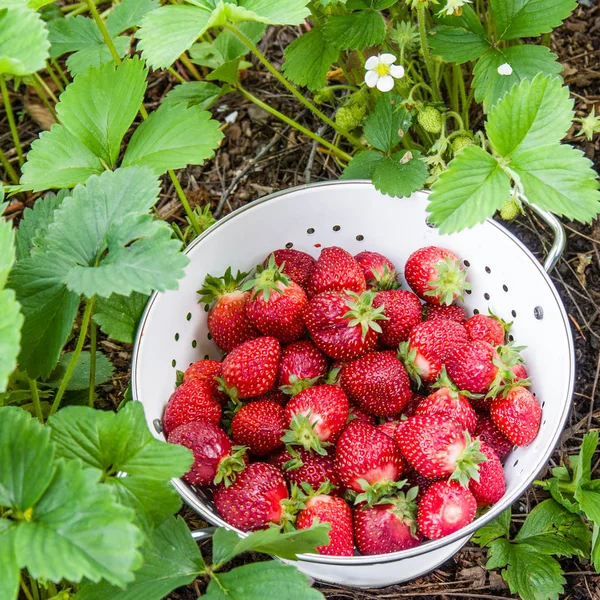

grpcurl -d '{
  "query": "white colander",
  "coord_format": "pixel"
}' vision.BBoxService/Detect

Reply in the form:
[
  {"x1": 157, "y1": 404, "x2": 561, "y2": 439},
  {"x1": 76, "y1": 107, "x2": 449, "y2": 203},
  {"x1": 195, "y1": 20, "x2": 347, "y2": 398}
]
[{"x1": 132, "y1": 181, "x2": 574, "y2": 588}]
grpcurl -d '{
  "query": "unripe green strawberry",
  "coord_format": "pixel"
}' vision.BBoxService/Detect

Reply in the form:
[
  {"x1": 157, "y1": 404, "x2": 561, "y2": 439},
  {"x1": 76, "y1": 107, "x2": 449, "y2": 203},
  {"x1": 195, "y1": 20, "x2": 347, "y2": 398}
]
[
  {"x1": 314, "y1": 87, "x2": 335, "y2": 105},
  {"x1": 335, "y1": 104, "x2": 366, "y2": 131},
  {"x1": 500, "y1": 199, "x2": 521, "y2": 221},
  {"x1": 417, "y1": 107, "x2": 442, "y2": 134},
  {"x1": 451, "y1": 136, "x2": 472, "y2": 153}
]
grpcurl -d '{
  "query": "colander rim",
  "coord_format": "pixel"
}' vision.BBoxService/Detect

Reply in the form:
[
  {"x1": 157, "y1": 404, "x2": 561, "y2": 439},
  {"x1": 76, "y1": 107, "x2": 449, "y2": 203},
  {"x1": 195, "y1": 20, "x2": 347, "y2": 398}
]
[{"x1": 132, "y1": 180, "x2": 575, "y2": 566}]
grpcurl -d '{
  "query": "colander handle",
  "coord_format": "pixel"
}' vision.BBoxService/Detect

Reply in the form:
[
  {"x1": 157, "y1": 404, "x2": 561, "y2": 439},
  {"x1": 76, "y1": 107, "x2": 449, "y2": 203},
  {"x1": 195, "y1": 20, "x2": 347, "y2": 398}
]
[
  {"x1": 191, "y1": 527, "x2": 216, "y2": 541},
  {"x1": 528, "y1": 205, "x2": 566, "y2": 273}
]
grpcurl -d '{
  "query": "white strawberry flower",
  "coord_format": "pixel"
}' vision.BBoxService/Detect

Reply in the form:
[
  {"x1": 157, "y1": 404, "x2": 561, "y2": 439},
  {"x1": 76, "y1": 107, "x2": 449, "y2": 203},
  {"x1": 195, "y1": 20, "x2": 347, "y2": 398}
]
[
  {"x1": 438, "y1": 0, "x2": 472, "y2": 16},
  {"x1": 497, "y1": 63, "x2": 513, "y2": 76},
  {"x1": 364, "y1": 53, "x2": 405, "y2": 93}
]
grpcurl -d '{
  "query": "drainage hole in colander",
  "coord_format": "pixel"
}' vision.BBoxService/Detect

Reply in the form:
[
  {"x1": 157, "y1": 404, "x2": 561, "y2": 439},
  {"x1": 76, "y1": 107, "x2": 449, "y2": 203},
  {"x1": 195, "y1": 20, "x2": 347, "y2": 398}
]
[
  {"x1": 153, "y1": 419, "x2": 163, "y2": 434},
  {"x1": 534, "y1": 306, "x2": 544, "y2": 320},
  {"x1": 541, "y1": 401, "x2": 545, "y2": 408},
  {"x1": 484, "y1": 293, "x2": 490, "y2": 300},
  {"x1": 513, "y1": 459, "x2": 519, "y2": 467},
  {"x1": 307, "y1": 228, "x2": 315, "y2": 235},
  {"x1": 204, "y1": 304, "x2": 209, "y2": 313},
  {"x1": 356, "y1": 234, "x2": 364, "y2": 241},
  {"x1": 473, "y1": 308, "x2": 480, "y2": 315},
  {"x1": 171, "y1": 359, "x2": 176, "y2": 368},
  {"x1": 463, "y1": 259, "x2": 471, "y2": 267},
  {"x1": 511, "y1": 310, "x2": 517, "y2": 318},
  {"x1": 285, "y1": 242, "x2": 293, "y2": 248},
  {"x1": 174, "y1": 333, "x2": 179, "y2": 341},
  {"x1": 207, "y1": 332, "x2": 212, "y2": 341},
  {"x1": 508, "y1": 334, "x2": 514, "y2": 342},
  {"x1": 503, "y1": 284, "x2": 509, "y2": 292},
  {"x1": 485, "y1": 266, "x2": 491, "y2": 274},
  {"x1": 186, "y1": 312, "x2": 192, "y2": 321},
  {"x1": 543, "y1": 419, "x2": 547, "y2": 426},
  {"x1": 425, "y1": 217, "x2": 436, "y2": 229},
  {"x1": 333, "y1": 225, "x2": 341, "y2": 232},
  {"x1": 204, "y1": 354, "x2": 210, "y2": 360},
  {"x1": 465, "y1": 289, "x2": 472, "y2": 295},
  {"x1": 192, "y1": 340, "x2": 197, "y2": 348}
]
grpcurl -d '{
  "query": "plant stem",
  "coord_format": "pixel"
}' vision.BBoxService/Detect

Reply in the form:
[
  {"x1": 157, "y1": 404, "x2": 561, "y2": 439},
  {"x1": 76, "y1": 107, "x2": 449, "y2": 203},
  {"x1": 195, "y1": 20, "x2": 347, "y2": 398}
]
[
  {"x1": 49, "y1": 299, "x2": 95, "y2": 416},
  {"x1": 53, "y1": 60, "x2": 70, "y2": 86},
  {"x1": 29, "y1": 577, "x2": 40, "y2": 600},
  {"x1": 20, "y1": 576, "x2": 35, "y2": 600},
  {"x1": 169, "y1": 67, "x2": 187, "y2": 84},
  {"x1": 237, "y1": 86, "x2": 352, "y2": 162},
  {"x1": 34, "y1": 73, "x2": 59, "y2": 104},
  {"x1": 416, "y1": 4, "x2": 441, "y2": 102},
  {"x1": 180, "y1": 54, "x2": 203, "y2": 81},
  {"x1": 29, "y1": 378, "x2": 44, "y2": 424},
  {"x1": 46, "y1": 62, "x2": 65, "y2": 93},
  {"x1": 86, "y1": 0, "x2": 121, "y2": 63},
  {"x1": 88, "y1": 319, "x2": 97, "y2": 408},
  {"x1": 29, "y1": 78, "x2": 58, "y2": 120},
  {"x1": 224, "y1": 24, "x2": 365, "y2": 149},
  {"x1": 169, "y1": 170, "x2": 201, "y2": 234},
  {"x1": 0, "y1": 145, "x2": 19, "y2": 183},
  {"x1": 1, "y1": 76, "x2": 24, "y2": 165},
  {"x1": 455, "y1": 64, "x2": 469, "y2": 129}
]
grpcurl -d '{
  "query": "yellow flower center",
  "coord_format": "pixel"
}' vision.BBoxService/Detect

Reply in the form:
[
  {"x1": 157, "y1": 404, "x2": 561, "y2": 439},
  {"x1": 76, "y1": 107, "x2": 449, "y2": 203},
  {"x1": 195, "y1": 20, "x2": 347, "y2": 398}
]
[{"x1": 375, "y1": 63, "x2": 390, "y2": 77}]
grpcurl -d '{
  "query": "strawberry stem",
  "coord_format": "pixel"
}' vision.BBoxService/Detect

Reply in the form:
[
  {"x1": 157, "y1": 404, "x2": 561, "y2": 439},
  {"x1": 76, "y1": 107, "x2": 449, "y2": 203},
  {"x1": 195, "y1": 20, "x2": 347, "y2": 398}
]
[
  {"x1": 397, "y1": 341, "x2": 424, "y2": 388},
  {"x1": 241, "y1": 254, "x2": 290, "y2": 302},
  {"x1": 343, "y1": 291, "x2": 388, "y2": 341},
  {"x1": 197, "y1": 267, "x2": 250, "y2": 305},
  {"x1": 424, "y1": 257, "x2": 471, "y2": 305},
  {"x1": 214, "y1": 446, "x2": 247, "y2": 487},
  {"x1": 281, "y1": 413, "x2": 329, "y2": 455},
  {"x1": 450, "y1": 432, "x2": 487, "y2": 487}
]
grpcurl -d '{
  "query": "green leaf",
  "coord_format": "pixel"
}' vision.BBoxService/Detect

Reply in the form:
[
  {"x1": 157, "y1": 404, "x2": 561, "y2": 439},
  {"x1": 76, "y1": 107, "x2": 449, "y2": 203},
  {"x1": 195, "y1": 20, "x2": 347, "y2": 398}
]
[
  {"x1": 163, "y1": 81, "x2": 224, "y2": 110},
  {"x1": 0, "y1": 520, "x2": 18, "y2": 600},
  {"x1": 93, "y1": 292, "x2": 148, "y2": 344},
  {"x1": 136, "y1": 5, "x2": 212, "y2": 69},
  {"x1": 15, "y1": 460, "x2": 142, "y2": 586},
  {"x1": 66, "y1": 36, "x2": 130, "y2": 78},
  {"x1": 576, "y1": 480, "x2": 600, "y2": 526},
  {"x1": 372, "y1": 150, "x2": 429, "y2": 199},
  {"x1": 547, "y1": 478, "x2": 579, "y2": 514},
  {"x1": 0, "y1": 5, "x2": 50, "y2": 76},
  {"x1": 46, "y1": 350, "x2": 114, "y2": 390},
  {"x1": 363, "y1": 94, "x2": 412, "y2": 152},
  {"x1": 323, "y1": 10, "x2": 386, "y2": 50},
  {"x1": 573, "y1": 430, "x2": 598, "y2": 488},
  {"x1": 0, "y1": 290, "x2": 23, "y2": 393},
  {"x1": 427, "y1": 145, "x2": 511, "y2": 233},
  {"x1": 485, "y1": 537, "x2": 511, "y2": 570},
  {"x1": 514, "y1": 499, "x2": 590, "y2": 558},
  {"x1": 486, "y1": 75, "x2": 573, "y2": 157},
  {"x1": 213, "y1": 20, "x2": 265, "y2": 62},
  {"x1": 20, "y1": 125, "x2": 104, "y2": 191},
  {"x1": 106, "y1": 0, "x2": 161, "y2": 36},
  {"x1": 491, "y1": 0, "x2": 577, "y2": 41},
  {"x1": 472, "y1": 45, "x2": 562, "y2": 112},
  {"x1": 340, "y1": 150, "x2": 385, "y2": 180},
  {"x1": 205, "y1": 561, "x2": 325, "y2": 600},
  {"x1": 502, "y1": 545, "x2": 566, "y2": 600},
  {"x1": 282, "y1": 26, "x2": 338, "y2": 91},
  {"x1": 0, "y1": 214, "x2": 15, "y2": 290},
  {"x1": 428, "y1": 24, "x2": 490, "y2": 64},
  {"x1": 48, "y1": 402, "x2": 192, "y2": 481},
  {"x1": 347, "y1": 0, "x2": 397, "y2": 8},
  {"x1": 56, "y1": 58, "x2": 148, "y2": 168},
  {"x1": 231, "y1": 0, "x2": 310, "y2": 25},
  {"x1": 0, "y1": 406, "x2": 54, "y2": 510},
  {"x1": 8, "y1": 254, "x2": 80, "y2": 380},
  {"x1": 122, "y1": 104, "x2": 223, "y2": 175},
  {"x1": 76, "y1": 516, "x2": 204, "y2": 600},
  {"x1": 511, "y1": 143, "x2": 600, "y2": 223},
  {"x1": 473, "y1": 508, "x2": 511, "y2": 547},
  {"x1": 205, "y1": 56, "x2": 242, "y2": 84},
  {"x1": 38, "y1": 167, "x2": 188, "y2": 298},
  {"x1": 212, "y1": 524, "x2": 331, "y2": 566},
  {"x1": 592, "y1": 523, "x2": 600, "y2": 572},
  {"x1": 15, "y1": 190, "x2": 68, "y2": 261}
]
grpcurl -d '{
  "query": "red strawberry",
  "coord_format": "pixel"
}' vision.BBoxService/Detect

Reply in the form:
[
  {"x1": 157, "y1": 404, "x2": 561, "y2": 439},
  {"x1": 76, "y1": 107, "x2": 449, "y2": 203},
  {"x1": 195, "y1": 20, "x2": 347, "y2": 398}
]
[
  {"x1": 270, "y1": 447, "x2": 343, "y2": 493},
  {"x1": 418, "y1": 480, "x2": 477, "y2": 540},
  {"x1": 349, "y1": 405, "x2": 376, "y2": 426},
  {"x1": 341, "y1": 351, "x2": 412, "y2": 417},
  {"x1": 198, "y1": 268, "x2": 260, "y2": 353},
  {"x1": 260, "y1": 388, "x2": 289, "y2": 406},
  {"x1": 296, "y1": 487, "x2": 354, "y2": 556},
  {"x1": 511, "y1": 362, "x2": 528, "y2": 381},
  {"x1": 167, "y1": 420, "x2": 246, "y2": 486},
  {"x1": 163, "y1": 379, "x2": 222, "y2": 435},
  {"x1": 397, "y1": 416, "x2": 486, "y2": 485},
  {"x1": 220, "y1": 336, "x2": 280, "y2": 400},
  {"x1": 353, "y1": 487, "x2": 422, "y2": 555},
  {"x1": 243, "y1": 256, "x2": 308, "y2": 343},
  {"x1": 335, "y1": 421, "x2": 406, "y2": 498},
  {"x1": 265, "y1": 248, "x2": 316, "y2": 290},
  {"x1": 415, "y1": 372, "x2": 477, "y2": 433},
  {"x1": 406, "y1": 471, "x2": 443, "y2": 502},
  {"x1": 469, "y1": 441, "x2": 505, "y2": 506},
  {"x1": 213, "y1": 462, "x2": 289, "y2": 531},
  {"x1": 183, "y1": 359, "x2": 227, "y2": 405},
  {"x1": 307, "y1": 246, "x2": 366, "y2": 298},
  {"x1": 377, "y1": 421, "x2": 400, "y2": 439},
  {"x1": 445, "y1": 340, "x2": 498, "y2": 395},
  {"x1": 465, "y1": 313, "x2": 508, "y2": 346},
  {"x1": 402, "y1": 394, "x2": 425, "y2": 417},
  {"x1": 354, "y1": 251, "x2": 399, "y2": 290},
  {"x1": 231, "y1": 399, "x2": 286, "y2": 456},
  {"x1": 283, "y1": 384, "x2": 349, "y2": 452},
  {"x1": 405, "y1": 246, "x2": 470, "y2": 306},
  {"x1": 490, "y1": 386, "x2": 541, "y2": 446},
  {"x1": 398, "y1": 320, "x2": 468, "y2": 385},
  {"x1": 473, "y1": 414, "x2": 513, "y2": 459},
  {"x1": 425, "y1": 304, "x2": 467, "y2": 324},
  {"x1": 277, "y1": 340, "x2": 328, "y2": 395},
  {"x1": 373, "y1": 290, "x2": 423, "y2": 347},
  {"x1": 303, "y1": 290, "x2": 387, "y2": 360}
]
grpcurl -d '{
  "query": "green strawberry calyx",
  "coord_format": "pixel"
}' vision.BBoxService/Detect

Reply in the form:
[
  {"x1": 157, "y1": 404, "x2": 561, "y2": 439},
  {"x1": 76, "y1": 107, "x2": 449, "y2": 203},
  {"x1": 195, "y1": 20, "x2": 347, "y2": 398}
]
[
  {"x1": 450, "y1": 432, "x2": 487, "y2": 487},
  {"x1": 397, "y1": 341, "x2": 424, "y2": 388},
  {"x1": 213, "y1": 445, "x2": 247, "y2": 488},
  {"x1": 486, "y1": 342, "x2": 529, "y2": 398},
  {"x1": 424, "y1": 256, "x2": 472, "y2": 305},
  {"x1": 241, "y1": 254, "x2": 290, "y2": 302},
  {"x1": 197, "y1": 266, "x2": 250, "y2": 305},
  {"x1": 281, "y1": 411, "x2": 330, "y2": 456},
  {"x1": 355, "y1": 478, "x2": 408, "y2": 508},
  {"x1": 375, "y1": 485, "x2": 420, "y2": 538},
  {"x1": 343, "y1": 291, "x2": 389, "y2": 341},
  {"x1": 280, "y1": 374, "x2": 321, "y2": 397},
  {"x1": 369, "y1": 263, "x2": 400, "y2": 291},
  {"x1": 432, "y1": 367, "x2": 483, "y2": 400}
]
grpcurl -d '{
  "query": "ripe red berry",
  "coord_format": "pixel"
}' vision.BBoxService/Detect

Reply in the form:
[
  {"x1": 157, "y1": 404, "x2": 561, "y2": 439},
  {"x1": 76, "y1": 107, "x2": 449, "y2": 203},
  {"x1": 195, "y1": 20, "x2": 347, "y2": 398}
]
[
  {"x1": 231, "y1": 399, "x2": 286, "y2": 456},
  {"x1": 163, "y1": 379, "x2": 222, "y2": 435},
  {"x1": 473, "y1": 414, "x2": 513, "y2": 459},
  {"x1": 373, "y1": 290, "x2": 423, "y2": 347},
  {"x1": 415, "y1": 387, "x2": 477, "y2": 434},
  {"x1": 354, "y1": 251, "x2": 399, "y2": 290},
  {"x1": 490, "y1": 386, "x2": 542, "y2": 446},
  {"x1": 307, "y1": 246, "x2": 366, "y2": 298},
  {"x1": 349, "y1": 405, "x2": 377, "y2": 426},
  {"x1": 277, "y1": 340, "x2": 328, "y2": 395},
  {"x1": 445, "y1": 340, "x2": 498, "y2": 395},
  {"x1": 183, "y1": 359, "x2": 227, "y2": 405},
  {"x1": 265, "y1": 248, "x2": 316, "y2": 290},
  {"x1": 465, "y1": 314, "x2": 507, "y2": 346},
  {"x1": 418, "y1": 480, "x2": 477, "y2": 540},
  {"x1": 469, "y1": 441, "x2": 505, "y2": 506},
  {"x1": 425, "y1": 304, "x2": 467, "y2": 324}
]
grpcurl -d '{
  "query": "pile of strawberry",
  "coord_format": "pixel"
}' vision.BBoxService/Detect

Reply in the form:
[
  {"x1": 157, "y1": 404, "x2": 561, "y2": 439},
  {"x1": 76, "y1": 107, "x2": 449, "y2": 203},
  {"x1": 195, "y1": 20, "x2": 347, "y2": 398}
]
[{"x1": 163, "y1": 245, "x2": 542, "y2": 556}]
